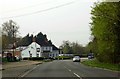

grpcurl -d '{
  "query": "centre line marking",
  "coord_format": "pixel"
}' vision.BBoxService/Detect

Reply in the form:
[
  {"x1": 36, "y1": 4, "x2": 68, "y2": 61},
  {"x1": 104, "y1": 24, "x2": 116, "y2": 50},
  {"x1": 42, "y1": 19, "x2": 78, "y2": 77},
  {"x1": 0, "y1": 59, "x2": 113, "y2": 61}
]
[
  {"x1": 64, "y1": 66, "x2": 71, "y2": 72},
  {"x1": 69, "y1": 69, "x2": 71, "y2": 72},
  {"x1": 73, "y1": 73, "x2": 82, "y2": 79},
  {"x1": 64, "y1": 66, "x2": 82, "y2": 79}
]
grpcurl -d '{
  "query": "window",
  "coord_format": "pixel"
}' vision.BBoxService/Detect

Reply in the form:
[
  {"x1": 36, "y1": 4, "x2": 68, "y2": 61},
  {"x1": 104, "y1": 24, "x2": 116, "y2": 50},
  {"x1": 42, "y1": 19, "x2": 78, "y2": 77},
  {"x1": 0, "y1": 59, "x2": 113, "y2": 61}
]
[
  {"x1": 30, "y1": 54, "x2": 32, "y2": 57},
  {"x1": 47, "y1": 47, "x2": 49, "y2": 50},
  {"x1": 37, "y1": 54, "x2": 39, "y2": 57},
  {"x1": 37, "y1": 48, "x2": 40, "y2": 52}
]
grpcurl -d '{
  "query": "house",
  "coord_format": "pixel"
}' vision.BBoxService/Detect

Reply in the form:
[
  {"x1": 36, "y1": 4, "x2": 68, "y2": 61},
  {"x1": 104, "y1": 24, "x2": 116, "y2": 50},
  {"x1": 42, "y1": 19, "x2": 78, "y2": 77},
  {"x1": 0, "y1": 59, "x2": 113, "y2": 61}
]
[
  {"x1": 20, "y1": 41, "x2": 60, "y2": 59},
  {"x1": 21, "y1": 42, "x2": 41, "y2": 58},
  {"x1": 49, "y1": 45, "x2": 59, "y2": 59},
  {"x1": 18, "y1": 32, "x2": 60, "y2": 59},
  {"x1": 2, "y1": 44, "x2": 21, "y2": 58},
  {"x1": 20, "y1": 42, "x2": 59, "y2": 59},
  {"x1": 41, "y1": 45, "x2": 52, "y2": 58}
]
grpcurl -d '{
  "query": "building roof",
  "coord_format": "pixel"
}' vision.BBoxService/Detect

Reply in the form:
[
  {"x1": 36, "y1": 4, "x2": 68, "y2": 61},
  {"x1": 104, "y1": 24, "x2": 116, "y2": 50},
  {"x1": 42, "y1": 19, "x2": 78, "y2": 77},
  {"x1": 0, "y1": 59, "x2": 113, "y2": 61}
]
[
  {"x1": 38, "y1": 42, "x2": 52, "y2": 46},
  {"x1": 52, "y1": 45, "x2": 59, "y2": 50}
]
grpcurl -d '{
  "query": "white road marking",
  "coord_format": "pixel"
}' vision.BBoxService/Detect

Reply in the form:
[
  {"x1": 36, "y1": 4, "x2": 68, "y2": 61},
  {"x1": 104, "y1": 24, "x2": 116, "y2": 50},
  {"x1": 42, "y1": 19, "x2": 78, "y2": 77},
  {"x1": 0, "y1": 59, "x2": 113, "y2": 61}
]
[
  {"x1": 20, "y1": 65, "x2": 39, "y2": 77},
  {"x1": 64, "y1": 66, "x2": 71, "y2": 72},
  {"x1": 64, "y1": 66, "x2": 82, "y2": 79},
  {"x1": 69, "y1": 69, "x2": 71, "y2": 72},
  {"x1": 73, "y1": 73, "x2": 81, "y2": 78}
]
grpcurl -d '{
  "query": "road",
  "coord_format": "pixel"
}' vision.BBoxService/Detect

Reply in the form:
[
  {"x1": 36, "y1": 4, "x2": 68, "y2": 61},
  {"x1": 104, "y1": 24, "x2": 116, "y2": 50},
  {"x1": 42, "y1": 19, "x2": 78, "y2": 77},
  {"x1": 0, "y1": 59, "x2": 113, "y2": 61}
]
[{"x1": 2, "y1": 60, "x2": 119, "y2": 79}]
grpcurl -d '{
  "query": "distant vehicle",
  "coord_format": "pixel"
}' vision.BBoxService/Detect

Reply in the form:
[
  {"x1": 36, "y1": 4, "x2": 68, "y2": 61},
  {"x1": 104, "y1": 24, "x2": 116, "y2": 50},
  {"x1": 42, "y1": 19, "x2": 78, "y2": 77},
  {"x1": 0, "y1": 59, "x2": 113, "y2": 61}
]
[
  {"x1": 88, "y1": 53, "x2": 94, "y2": 59},
  {"x1": 73, "y1": 56, "x2": 80, "y2": 62},
  {"x1": 88, "y1": 55, "x2": 94, "y2": 59}
]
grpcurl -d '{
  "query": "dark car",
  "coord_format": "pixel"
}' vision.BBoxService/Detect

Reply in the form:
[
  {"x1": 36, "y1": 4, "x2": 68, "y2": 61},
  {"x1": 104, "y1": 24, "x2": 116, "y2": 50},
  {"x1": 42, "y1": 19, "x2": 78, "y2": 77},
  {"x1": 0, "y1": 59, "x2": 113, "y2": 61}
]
[{"x1": 88, "y1": 55, "x2": 94, "y2": 59}]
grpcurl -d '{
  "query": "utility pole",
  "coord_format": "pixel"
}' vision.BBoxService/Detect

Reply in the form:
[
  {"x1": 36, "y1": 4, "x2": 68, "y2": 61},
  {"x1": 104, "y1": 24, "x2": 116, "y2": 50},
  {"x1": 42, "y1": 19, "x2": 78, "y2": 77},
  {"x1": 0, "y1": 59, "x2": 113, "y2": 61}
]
[{"x1": 12, "y1": 25, "x2": 15, "y2": 61}]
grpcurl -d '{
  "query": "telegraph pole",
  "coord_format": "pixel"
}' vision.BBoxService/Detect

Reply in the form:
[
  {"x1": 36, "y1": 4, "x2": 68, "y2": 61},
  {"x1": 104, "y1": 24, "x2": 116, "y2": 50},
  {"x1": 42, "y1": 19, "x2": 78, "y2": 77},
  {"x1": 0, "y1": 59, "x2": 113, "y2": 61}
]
[{"x1": 12, "y1": 25, "x2": 15, "y2": 61}]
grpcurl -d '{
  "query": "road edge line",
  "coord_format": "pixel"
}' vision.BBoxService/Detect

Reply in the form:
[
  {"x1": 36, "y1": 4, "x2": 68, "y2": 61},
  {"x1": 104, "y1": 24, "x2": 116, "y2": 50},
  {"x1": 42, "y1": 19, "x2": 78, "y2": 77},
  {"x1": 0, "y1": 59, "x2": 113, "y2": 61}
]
[{"x1": 20, "y1": 65, "x2": 39, "y2": 77}]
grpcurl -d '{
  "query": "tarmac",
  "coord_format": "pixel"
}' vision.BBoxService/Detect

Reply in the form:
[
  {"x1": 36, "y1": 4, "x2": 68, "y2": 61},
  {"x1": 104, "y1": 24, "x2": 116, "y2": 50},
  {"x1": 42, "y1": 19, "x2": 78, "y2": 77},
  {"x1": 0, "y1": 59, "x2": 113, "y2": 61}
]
[{"x1": 0, "y1": 60, "x2": 42, "y2": 70}]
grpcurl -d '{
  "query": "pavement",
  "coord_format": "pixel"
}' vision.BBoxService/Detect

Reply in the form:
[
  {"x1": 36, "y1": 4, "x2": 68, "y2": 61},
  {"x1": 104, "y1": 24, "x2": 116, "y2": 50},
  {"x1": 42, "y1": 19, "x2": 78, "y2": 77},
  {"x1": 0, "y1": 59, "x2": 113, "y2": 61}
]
[{"x1": 1, "y1": 60, "x2": 42, "y2": 70}]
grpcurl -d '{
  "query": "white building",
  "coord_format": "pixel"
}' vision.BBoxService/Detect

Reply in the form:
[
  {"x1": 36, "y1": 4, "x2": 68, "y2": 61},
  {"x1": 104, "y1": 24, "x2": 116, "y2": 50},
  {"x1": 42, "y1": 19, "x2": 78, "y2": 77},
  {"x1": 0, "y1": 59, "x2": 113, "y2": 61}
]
[
  {"x1": 21, "y1": 42, "x2": 41, "y2": 58},
  {"x1": 49, "y1": 45, "x2": 59, "y2": 59},
  {"x1": 21, "y1": 42, "x2": 59, "y2": 59}
]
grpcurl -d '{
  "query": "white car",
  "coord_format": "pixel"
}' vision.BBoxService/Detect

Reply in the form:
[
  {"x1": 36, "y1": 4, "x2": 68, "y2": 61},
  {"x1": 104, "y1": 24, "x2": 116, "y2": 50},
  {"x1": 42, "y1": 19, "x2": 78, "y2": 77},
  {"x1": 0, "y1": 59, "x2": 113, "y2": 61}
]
[{"x1": 73, "y1": 56, "x2": 80, "y2": 62}]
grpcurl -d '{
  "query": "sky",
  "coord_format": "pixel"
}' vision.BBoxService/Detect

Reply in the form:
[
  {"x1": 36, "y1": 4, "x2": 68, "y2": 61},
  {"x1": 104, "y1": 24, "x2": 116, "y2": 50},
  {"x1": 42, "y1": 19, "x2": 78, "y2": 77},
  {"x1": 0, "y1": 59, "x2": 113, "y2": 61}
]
[{"x1": 0, "y1": 0, "x2": 100, "y2": 47}]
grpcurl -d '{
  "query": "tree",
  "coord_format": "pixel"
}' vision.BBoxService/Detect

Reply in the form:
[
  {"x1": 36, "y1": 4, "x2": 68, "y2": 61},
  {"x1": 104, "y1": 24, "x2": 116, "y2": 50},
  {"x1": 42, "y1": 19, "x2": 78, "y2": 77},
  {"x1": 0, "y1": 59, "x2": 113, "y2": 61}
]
[
  {"x1": 17, "y1": 34, "x2": 33, "y2": 46},
  {"x1": 2, "y1": 35, "x2": 9, "y2": 50},
  {"x1": 60, "y1": 41, "x2": 86, "y2": 55},
  {"x1": 90, "y1": 2, "x2": 120, "y2": 63},
  {"x1": 60, "y1": 41, "x2": 72, "y2": 54},
  {"x1": 71, "y1": 42, "x2": 83, "y2": 54},
  {"x1": 2, "y1": 20, "x2": 19, "y2": 44},
  {"x1": 36, "y1": 32, "x2": 50, "y2": 46},
  {"x1": 0, "y1": 27, "x2": 2, "y2": 52}
]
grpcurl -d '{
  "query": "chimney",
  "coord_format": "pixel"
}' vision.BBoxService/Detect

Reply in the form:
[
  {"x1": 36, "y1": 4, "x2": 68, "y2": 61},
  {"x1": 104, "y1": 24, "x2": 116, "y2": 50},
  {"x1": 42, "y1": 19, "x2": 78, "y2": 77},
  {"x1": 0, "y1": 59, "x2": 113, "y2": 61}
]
[{"x1": 33, "y1": 37, "x2": 36, "y2": 42}]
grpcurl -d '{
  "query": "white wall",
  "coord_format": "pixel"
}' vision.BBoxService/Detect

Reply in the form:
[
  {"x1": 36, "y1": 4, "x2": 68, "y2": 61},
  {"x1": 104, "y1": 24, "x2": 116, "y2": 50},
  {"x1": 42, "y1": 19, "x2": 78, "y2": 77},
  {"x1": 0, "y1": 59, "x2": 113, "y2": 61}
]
[
  {"x1": 21, "y1": 42, "x2": 42, "y2": 58},
  {"x1": 41, "y1": 46, "x2": 52, "y2": 52},
  {"x1": 49, "y1": 50, "x2": 59, "y2": 58}
]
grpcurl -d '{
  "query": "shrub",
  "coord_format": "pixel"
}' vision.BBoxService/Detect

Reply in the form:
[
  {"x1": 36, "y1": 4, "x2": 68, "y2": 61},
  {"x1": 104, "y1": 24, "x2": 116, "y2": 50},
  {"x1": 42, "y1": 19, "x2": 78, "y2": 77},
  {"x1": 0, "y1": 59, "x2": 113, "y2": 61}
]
[
  {"x1": 55, "y1": 56, "x2": 72, "y2": 60},
  {"x1": 23, "y1": 57, "x2": 44, "y2": 60}
]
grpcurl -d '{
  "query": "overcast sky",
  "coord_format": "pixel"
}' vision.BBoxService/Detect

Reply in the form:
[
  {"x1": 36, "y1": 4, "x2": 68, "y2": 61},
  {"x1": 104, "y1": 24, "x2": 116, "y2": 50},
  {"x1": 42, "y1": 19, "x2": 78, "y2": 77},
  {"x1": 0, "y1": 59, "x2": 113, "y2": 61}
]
[{"x1": 0, "y1": 0, "x2": 100, "y2": 47}]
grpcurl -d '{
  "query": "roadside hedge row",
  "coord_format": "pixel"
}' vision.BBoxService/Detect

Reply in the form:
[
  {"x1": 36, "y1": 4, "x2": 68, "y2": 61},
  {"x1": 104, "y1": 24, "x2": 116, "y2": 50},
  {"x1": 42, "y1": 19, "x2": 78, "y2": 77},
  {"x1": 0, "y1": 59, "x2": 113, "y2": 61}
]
[
  {"x1": 55, "y1": 56, "x2": 73, "y2": 60},
  {"x1": 23, "y1": 57, "x2": 44, "y2": 60}
]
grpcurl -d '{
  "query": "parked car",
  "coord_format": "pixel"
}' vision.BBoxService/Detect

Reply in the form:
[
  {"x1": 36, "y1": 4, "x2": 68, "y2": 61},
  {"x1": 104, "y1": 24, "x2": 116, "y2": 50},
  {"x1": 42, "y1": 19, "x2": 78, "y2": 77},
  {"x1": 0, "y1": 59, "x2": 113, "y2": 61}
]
[
  {"x1": 73, "y1": 56, "x2": 80, "y2": 62},
  {"x1": 88, "y1": 55, "x2": 94, "y2": 59},
  {"x1": 88, "y1": 53, "x2": 94, "y2": 59}
]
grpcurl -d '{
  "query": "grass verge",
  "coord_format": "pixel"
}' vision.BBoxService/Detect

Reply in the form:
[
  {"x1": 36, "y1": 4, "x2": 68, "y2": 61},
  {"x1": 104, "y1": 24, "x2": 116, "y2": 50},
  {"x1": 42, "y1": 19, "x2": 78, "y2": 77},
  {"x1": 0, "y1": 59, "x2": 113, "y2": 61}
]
[{"x1": 81, "y1": 59, "x2": 120, "y2": 71}]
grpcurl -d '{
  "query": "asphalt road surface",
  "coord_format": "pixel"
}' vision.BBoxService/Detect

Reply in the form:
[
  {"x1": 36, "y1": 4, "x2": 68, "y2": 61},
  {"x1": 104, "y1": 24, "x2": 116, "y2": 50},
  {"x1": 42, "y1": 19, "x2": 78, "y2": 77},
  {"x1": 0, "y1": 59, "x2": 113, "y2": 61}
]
[{"x1": 2, "y1": 60, "x2": 119, "y2": 79}]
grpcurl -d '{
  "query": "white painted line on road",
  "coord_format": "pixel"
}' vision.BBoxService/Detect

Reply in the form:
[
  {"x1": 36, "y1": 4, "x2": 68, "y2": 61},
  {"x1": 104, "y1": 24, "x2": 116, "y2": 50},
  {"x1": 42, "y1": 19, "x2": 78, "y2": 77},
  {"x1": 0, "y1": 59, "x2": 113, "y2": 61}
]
[
  {"x1": 69, "y1": 69, "x2": 71, "y2": 72},
  {"x1": 73, "y1": 73, "x2": 80, "y2": 77},
  {"x1": 64, "y1": 66, "x2": 82, "y2": 79},
  {"x1": 73, "y1": 73, "x2": 82, "y2": 79},
  {"x1": 20, "y1": 65, "x2": 39, "y2": 77},
  {"x1": 64, "y1": 66, "x2": 72, "y2": 72}
]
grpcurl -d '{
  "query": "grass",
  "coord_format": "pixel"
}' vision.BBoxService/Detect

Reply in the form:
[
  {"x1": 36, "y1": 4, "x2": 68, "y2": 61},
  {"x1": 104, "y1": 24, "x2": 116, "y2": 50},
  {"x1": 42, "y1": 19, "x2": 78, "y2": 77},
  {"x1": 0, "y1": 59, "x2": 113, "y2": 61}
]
[
  {"x1": 81, "y1": 59, "x2": 120, "y2": 71},
  {"x1": 55, "y1": 56, "x2": 72, "y2": 60}
]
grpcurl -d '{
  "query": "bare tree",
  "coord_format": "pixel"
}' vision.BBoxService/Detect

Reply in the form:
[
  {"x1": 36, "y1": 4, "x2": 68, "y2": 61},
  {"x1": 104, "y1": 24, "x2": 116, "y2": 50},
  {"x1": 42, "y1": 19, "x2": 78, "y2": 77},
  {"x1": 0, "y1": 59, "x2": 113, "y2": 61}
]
[{"x1": 2, "y1": 20, "x2": 19, "y2": 44}]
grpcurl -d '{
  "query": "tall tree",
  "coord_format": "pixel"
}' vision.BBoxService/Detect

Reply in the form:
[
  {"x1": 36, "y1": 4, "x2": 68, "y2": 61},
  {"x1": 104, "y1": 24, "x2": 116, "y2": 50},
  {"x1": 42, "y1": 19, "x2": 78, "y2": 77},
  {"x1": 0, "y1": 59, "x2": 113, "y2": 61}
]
[
  {"x1": 36, "y1": 32, "x2": 50, "y2": 46},
  {"x1": 90, "y1": 2, "x2": 120, "y2": 63},
  {"x1": 71, "y1": 42, "x2": 83, "y2": 54},
  {"x1": 2, "y1": 20, "x2": 19, "y2": 44},
  {"x1": 60, "y1": 41, "x2": 86, "y2": 55},
  {"x1": 60, "y1": 41, "x2": 72, "y2": 54},
  {"x1": 17, "y1": 34, "x2": 32, "y2": 46},
  {"x1": 0, "y1": 37, "x2": 1, "y2": 52}
]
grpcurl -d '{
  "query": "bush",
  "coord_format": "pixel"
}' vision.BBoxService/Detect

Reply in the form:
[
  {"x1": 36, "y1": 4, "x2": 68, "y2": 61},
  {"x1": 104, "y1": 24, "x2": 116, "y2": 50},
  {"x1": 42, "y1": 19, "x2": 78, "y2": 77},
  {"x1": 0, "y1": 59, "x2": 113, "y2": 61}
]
[
  {"x1": 23, "y1": 57, "x2": 44, "y2": 61},
  {"x1": 2, "y1": 57, "x2": 8, "y2": 62},
  {"x1": 55, "y1": 56, "x2": 72, "y2": 60},
  {"x1": 75, "y1": 54, "x2": 88, "y2": 57},
  {"x1": 82, "y1": 59, "x2": 120, "y2": 71},
  {"x1": 31, "y1": 57, "x2": 44, "y2": 60}
]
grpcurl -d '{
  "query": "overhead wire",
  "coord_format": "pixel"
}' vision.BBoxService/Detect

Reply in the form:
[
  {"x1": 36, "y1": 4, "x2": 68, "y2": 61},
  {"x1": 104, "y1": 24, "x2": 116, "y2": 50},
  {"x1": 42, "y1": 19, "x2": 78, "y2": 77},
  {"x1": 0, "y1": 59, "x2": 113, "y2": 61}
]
[
  {"x1": 2, "y1": 0, "x2": 57, "y2": 13},
  {"x1": 1, "y1": 0, "x2": 79, "y2": 19}
]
